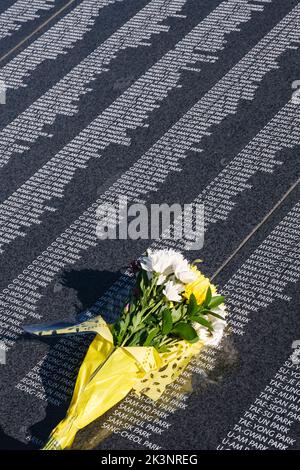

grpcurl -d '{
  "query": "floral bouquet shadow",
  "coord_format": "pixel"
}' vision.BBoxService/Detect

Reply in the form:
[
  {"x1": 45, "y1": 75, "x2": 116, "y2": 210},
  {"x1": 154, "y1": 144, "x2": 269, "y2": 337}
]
[{"x1": 28, "y1": 268, "x2": 121, "y2": 446}]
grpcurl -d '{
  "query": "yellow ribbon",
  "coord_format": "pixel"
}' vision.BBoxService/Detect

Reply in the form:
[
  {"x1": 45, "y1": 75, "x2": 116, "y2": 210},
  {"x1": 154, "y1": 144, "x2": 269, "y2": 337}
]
[{"x1": 27, "y1": 315, "x2": 204, "y2": 450}]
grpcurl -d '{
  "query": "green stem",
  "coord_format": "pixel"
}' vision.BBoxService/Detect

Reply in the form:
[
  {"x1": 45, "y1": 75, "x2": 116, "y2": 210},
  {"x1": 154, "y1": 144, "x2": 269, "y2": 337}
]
[
  {"x1": 160, "y1": 336, "x2": 177, "y2": 347},
  {"x1": 143, "y1": 298, "x2": 164, "y2": 322},
  {"x1": 121, "y1": 299, "x2": 164, "y2": 347}
]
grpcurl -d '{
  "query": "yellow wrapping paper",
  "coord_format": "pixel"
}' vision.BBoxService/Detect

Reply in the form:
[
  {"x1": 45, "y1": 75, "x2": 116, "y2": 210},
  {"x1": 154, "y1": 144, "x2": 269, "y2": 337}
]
[{"x1": 26, "y1": 315, "x2": 204, "y2": 450}]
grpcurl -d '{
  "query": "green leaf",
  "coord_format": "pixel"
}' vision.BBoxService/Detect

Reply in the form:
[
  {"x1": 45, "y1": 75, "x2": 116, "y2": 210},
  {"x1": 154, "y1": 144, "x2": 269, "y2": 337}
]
[
  {"x1": 128, "y1": 329, "x2": 146, "y2": 346},
  {"x1": 203, "y1": 286, "x2": 212, "y2": 307},
  {"x1": 171, "y1": 308, "x2": 182, "y2": 323},
  {"x1": 161, "y1": 309, "x2": 173, "y2": 335},
  {"x1": 191, "y1": 315, "x2": 213, "y2": 331},
  {"x1": 208, "y1": 295, "x2": 225, "y2": 309},
  {"x1": 138, "y1": 269, "x2": 149, "y2": 294},
  {"x1": 125, "y1": 311, "x2": 131, "y2": 326},
  {"x1": 116, "y1": 313, "x2": 131, "y2": 343},
  {"x1": 192, "y1": 259, "x2": 202, "y2": 265},
  {"x1": 144, "y1": 314, "x2": 158, "y2": 327},
  {"x1": 132, "y1": 310, "x2": 144, "y2": 330},
  {"x1": 187, "y1": 293, "x2": 199, "y2": 316},
  {"x1": 143, "y1": 327, "x2": 159, "y2": 346},
  {"x1": 200, "y1": 308, "x2": 211, "y2": 314},
  {"x1": 172, "y1": 322, "x2": 199, "y2": 343},
  {"x1": 206, "y1": 310, "x2": 225, "y2": 321}
]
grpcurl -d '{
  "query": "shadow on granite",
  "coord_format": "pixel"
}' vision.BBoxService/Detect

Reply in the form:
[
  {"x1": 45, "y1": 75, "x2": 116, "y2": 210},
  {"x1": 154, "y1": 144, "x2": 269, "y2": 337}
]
[{"x1": 27, "y1": 268, "x2": 121, "y2": 448}]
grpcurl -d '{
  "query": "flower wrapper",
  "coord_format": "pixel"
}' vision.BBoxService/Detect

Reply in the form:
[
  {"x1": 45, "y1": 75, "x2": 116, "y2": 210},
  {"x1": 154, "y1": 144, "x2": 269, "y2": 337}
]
[{"x1": 26, "y1": 315, "x2": 204, "y2": 450}]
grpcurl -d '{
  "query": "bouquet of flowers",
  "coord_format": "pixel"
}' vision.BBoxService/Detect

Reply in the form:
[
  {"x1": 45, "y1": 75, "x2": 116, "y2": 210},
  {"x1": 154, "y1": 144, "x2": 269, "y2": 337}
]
[{"x1": 25, "y1": 249, "x2": 226, "y2": 450}]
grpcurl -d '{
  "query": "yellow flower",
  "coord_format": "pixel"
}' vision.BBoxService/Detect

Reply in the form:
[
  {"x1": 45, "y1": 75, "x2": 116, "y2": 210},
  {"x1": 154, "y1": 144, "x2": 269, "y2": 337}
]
[{"x1": 183, "y1": 270, "x2": 216, "y2": 305}]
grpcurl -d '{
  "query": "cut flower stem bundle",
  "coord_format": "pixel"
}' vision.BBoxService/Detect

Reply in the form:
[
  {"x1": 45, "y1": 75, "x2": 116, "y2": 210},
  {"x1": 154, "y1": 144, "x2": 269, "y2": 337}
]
[{"x1": 25, "y1": 249, "x2": 227, "y2": 450}]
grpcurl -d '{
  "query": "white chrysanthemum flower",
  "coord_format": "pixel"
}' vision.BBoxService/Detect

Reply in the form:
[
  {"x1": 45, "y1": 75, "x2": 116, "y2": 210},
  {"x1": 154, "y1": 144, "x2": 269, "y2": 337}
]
[
  {"x1": 174, "y1": 259, "x2": 198, "y2": 284},
  {"x1": 140, "y1": 249, "x2": 185, "y2": 278},
  {"x1": 163, "y1": 280, "x2": 184, "y2": 302},
  {"x1": 169, "y1": 250, "x2": 186, "y2": 267},
  {"x1": 193, "y1": 303, "x2": 227, "y2": 346}
]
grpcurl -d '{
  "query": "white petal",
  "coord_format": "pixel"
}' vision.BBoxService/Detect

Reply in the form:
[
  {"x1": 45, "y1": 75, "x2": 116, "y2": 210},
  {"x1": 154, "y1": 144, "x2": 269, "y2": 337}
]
[
  {"x1": 157, "y1": 274, "x2": 167, "y2": 285},
  {"x1": 176, "y1": 269, "x2": 198, "y2": 284},
  {"x1": 174, "y1": 260, "x2": 198, "y2": 284},
  {"x1": 163, "y1": 280, "x2": 183, "y2": 302},
  {"x1": 193, "y1": 315, "x2": 226, "y2": 346}
]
